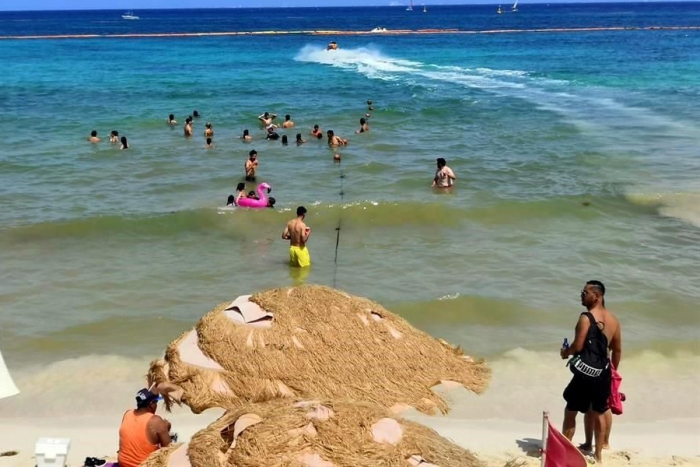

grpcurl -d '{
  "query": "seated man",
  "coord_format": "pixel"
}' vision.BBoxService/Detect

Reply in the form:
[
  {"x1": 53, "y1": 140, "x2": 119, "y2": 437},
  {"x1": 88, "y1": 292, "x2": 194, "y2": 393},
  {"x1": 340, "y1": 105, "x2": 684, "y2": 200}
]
[{"x1": 117, "y1": 388, "x2": 172, "y2": 467}]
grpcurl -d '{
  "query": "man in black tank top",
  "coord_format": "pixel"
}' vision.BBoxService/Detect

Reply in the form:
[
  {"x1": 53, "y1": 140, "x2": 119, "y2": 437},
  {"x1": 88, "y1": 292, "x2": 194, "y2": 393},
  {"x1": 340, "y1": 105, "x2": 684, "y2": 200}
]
[{"x1": 560, "y1": 280, "x2": 622, "y2": 464}]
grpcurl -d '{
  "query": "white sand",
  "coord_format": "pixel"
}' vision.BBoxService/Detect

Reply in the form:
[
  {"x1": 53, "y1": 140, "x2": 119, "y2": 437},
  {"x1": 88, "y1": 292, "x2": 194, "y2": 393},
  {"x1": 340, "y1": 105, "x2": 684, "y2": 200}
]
[
  {"x1": 0, "y1": 350, "x2": 698, "y2": 466},
  {"x1": 0, "y1": 411, "x2": 697, "y2": 467}
]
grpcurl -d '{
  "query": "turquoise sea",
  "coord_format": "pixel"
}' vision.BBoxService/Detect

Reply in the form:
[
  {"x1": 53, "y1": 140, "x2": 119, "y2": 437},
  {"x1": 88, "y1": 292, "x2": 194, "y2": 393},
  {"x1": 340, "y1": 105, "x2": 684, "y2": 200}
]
[{"x1": 0, "y1": 3, "x2": 699, "y2": 419}]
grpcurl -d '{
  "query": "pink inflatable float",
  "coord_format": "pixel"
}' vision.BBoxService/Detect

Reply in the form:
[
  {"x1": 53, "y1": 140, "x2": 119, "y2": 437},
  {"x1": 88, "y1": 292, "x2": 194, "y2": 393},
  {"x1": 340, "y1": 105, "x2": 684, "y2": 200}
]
[{"x1": 237, "y1": 182, "x2": 275, "y2": 209}]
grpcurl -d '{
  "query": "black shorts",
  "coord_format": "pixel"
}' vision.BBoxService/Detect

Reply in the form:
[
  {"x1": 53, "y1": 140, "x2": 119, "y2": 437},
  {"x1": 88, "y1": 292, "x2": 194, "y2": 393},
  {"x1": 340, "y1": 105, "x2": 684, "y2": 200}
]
[
  {"x1": 563, "y1": 370, "x2": 611, "y2": 414},
  {"x1": 245, "y1": 175, "x2": 256, "y2": 182}
]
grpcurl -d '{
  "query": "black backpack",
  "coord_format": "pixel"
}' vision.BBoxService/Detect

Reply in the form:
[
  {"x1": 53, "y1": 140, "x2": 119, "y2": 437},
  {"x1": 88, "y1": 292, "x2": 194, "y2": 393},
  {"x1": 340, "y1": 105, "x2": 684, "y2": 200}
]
[{"x1": 568, "y1": 312, "x2": 610, "y2": 378}]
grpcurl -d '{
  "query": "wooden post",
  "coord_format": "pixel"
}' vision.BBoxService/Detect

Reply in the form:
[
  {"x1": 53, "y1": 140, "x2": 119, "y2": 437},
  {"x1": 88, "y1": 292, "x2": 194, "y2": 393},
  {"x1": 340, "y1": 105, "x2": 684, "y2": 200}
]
[{"x1": 541, "y1": 411, "x2": 548, "y2": 467}]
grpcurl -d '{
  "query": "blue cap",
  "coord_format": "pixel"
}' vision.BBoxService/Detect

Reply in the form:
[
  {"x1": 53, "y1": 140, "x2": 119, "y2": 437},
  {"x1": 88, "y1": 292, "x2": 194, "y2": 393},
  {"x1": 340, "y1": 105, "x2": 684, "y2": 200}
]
[{"x1": 135, "y1": 388, "x2": 162, "y2": 408}]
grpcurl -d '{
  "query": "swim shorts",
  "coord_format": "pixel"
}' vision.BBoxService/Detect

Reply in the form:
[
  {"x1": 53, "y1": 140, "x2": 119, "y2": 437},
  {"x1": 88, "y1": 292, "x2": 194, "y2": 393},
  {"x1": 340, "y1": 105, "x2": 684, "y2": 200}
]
[
  {"x1": 563, "y1": 370, "x2": 611, "y2": 414},
  {"x1": 289, "y1": 245, "x2": 311, "y2": 268}
]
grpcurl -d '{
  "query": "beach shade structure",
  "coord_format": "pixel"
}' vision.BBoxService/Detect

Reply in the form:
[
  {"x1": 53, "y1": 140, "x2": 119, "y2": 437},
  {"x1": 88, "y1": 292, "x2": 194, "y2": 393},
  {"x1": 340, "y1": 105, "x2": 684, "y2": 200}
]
[
  {"x1": 147, "y1": 285, "x2": 490, "y2": 414},
  {"x1": 141, "y1": 399, "x2": 484, "y2": 467},
  {"x1": 0, "y1": 345, "x2": 19, "y2": 400}
]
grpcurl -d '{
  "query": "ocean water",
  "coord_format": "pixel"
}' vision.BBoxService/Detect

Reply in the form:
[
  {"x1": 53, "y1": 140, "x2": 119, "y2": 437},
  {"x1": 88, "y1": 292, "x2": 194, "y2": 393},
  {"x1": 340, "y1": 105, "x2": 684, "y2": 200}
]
[{"x1": 0, "y1": 4, "x2": 699, "y2": 420}]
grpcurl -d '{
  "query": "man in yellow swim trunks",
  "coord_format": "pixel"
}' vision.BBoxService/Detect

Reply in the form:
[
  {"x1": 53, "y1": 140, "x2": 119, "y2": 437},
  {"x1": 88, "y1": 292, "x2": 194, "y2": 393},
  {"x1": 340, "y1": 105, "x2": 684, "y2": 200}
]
[{"x1": 282, "y1": 206, "x2": 311, "y2": 268}]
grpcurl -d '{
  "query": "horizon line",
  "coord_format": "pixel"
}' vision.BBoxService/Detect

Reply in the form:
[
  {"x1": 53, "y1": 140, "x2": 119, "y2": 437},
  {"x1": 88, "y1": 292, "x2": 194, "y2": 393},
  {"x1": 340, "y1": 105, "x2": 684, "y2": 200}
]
[{"x1": 1, "y1": 0, "x2": 698, "y2": 12}]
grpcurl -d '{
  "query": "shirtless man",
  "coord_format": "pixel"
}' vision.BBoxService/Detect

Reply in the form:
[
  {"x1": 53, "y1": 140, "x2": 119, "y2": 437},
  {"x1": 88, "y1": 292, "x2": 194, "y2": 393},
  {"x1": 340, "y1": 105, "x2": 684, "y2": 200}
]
[
  {"x1": 184, "y1": 118, "x2": 193, "y2": 138},
  {"x1": 432, "y1": 158, "x2": 456, "y2": 188},
  {"x1": 245, "y1": 150, "x2": 258, "y2": 182},
  {"x1": 282, "y1": 206, "x2": 311, "y2": 268},
  {"x1": 88, "y1": 130, "x2": 101, "y2": 143},
  {"x1": 258, "y1": 112, "x2": 277, "y2": 126},
  {"x1": 560, "y1": 281, "x2": 622, "y2": 465},
  {"x1": 282, "y1": 114, "x2": 295, "y2": 129},
  {"x1": 327, "y1": 130, "x2": 348, "y2": 147}
]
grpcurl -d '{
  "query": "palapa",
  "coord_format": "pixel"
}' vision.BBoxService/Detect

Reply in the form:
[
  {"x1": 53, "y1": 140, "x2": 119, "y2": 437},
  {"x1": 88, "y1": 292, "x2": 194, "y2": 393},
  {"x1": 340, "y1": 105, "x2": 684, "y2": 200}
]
[
  {"x1": 143, "y1": 399, "x2": 485, "y2": 467},
  {"x1": 148, "y1": 285, "x2": 490, "y2": 414}
]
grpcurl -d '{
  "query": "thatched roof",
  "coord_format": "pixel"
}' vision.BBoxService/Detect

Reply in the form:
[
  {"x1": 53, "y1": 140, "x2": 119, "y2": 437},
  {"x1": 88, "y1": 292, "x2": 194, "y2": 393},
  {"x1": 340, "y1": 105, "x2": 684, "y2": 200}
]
[
  {"x1": 142, "y1": 399, "x2": 485, "y2": 467},
  {"x1": 148, "y1": 285, "x2": 490, "y2": 415}
]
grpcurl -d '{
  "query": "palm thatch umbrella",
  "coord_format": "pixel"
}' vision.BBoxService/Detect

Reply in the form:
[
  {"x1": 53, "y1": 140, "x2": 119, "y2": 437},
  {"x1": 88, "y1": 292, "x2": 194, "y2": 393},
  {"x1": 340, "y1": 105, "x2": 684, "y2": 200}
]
[
  {"x1": 142, "y1": 399, "x2": 485, "y2": 467},
  {"x1": 148, "y1": 285, "x2": 489, "y2": 415}
]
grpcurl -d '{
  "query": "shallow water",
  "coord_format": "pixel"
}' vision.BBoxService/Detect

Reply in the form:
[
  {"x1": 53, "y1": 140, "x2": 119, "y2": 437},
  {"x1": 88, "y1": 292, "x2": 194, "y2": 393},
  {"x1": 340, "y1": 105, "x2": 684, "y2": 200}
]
[{"x1": 1, "y1": 6, "x2": 699, "y2": 413}]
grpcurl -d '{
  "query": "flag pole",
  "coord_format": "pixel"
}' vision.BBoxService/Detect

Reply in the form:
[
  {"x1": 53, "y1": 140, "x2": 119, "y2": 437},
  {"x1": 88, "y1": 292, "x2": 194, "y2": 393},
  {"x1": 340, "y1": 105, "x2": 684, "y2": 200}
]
[{"x1": 541, "y1": 411, "x2": 548, "y2": 467}]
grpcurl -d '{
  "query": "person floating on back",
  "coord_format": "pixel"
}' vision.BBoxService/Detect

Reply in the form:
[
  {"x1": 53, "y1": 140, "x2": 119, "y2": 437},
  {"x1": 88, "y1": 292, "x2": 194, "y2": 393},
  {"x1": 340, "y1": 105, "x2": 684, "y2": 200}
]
[
  {"x1": 282, "y1": 206, "x2": 311, "y2": 268},
  {"x1": 560, "y1": 280, "x2": 622, "y2": 465},
  {"x1": 117, "y1": 388, "x2": 172, "y2": 467}
]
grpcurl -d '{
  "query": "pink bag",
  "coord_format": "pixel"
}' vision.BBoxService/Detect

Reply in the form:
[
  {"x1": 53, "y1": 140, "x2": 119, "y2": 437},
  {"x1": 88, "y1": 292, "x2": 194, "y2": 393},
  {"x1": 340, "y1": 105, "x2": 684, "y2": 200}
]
[{"x1": 608, "y1": 363, "x2": 624, "y2": 415}]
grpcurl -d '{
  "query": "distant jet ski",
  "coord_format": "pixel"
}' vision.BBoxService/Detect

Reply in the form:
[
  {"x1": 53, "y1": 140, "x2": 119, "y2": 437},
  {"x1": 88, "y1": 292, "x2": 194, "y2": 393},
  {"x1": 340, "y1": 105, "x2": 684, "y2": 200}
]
[{"x1": 326, "y1": 41, "x2": 338, "y2": 51}]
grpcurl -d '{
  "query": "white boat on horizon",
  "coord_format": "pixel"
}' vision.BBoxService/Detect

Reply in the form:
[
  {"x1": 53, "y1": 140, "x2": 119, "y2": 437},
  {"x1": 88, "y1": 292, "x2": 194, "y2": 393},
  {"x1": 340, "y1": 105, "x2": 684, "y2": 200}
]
[
  {"x1": 406, "y1": 0, "x2": 413, "y2": 11},
  {"x1": 370, "y1": 27, "x2": 389, "y2": 33},
  {"x1": 511, "y1": 0, "x2": 519, "y2": 12},
  {"x1": 122, "y1": 11, "x2": 140, "y2": 20}
]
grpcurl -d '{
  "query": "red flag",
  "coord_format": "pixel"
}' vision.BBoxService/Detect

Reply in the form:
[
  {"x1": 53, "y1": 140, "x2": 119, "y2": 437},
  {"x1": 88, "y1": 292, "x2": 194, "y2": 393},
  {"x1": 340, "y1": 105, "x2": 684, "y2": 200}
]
[{"x1": 544, "y1": 420, "x2": 587, "y2": 467}]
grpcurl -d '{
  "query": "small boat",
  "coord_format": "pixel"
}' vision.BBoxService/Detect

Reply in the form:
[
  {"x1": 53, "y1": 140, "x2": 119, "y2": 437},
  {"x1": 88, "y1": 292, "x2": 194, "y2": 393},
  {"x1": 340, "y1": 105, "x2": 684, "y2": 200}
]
[
  {"x1": 122, "y1": 12, "x2": 139, "y2": 20},
  {"x1": 497, "y1": 5, "x2": 503, "y2": 14},
  {"x1": 406, "y1": 0, "x2": 413, "y2": 11},
  {"x1": 511, "y1": 0, "x2": 518, "y2": 12},
  {"x1": 370, "y1": 27, "x2": 388, "y2": 33},
  {"x1": 423, "y1": 5, "x2": 427, "y2": 12}
]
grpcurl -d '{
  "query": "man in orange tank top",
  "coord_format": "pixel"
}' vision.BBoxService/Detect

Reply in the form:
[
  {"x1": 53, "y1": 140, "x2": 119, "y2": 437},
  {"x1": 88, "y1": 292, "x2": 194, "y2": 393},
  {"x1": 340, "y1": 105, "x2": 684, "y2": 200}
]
[{"x1": 117, "y1": 388, "x2": 172, "y2": 467}]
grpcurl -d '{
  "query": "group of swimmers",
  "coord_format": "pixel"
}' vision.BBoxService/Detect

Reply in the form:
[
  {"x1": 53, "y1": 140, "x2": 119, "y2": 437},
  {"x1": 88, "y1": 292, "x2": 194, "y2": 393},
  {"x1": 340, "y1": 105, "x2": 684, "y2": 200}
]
[{"x1": 87, "y1": 130, "x2": 129, "y2": 149}]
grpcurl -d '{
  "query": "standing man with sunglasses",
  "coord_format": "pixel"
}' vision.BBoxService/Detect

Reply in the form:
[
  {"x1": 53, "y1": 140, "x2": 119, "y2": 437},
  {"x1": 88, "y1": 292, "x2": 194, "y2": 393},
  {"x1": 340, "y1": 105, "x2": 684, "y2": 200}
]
[{"x1": 560, "y1": 280, "x2": 622, "y2": 464}]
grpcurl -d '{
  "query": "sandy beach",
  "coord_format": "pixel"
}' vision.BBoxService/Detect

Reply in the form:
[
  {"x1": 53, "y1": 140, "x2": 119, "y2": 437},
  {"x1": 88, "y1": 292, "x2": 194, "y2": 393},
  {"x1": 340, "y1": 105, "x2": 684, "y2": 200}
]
[
  {"x1": 1, "y1": 349, "x2": 697, "y2": 466},
  {"x1": 0, "y1": 412, "x2": 697, "y2": 466}
]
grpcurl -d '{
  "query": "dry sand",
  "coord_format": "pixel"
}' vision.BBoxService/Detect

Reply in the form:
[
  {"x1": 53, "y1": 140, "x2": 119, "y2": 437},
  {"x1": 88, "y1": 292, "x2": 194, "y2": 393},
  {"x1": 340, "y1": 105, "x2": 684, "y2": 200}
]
[{"x1": 0, "y1": 349, "x2": 697, "y2": 466}]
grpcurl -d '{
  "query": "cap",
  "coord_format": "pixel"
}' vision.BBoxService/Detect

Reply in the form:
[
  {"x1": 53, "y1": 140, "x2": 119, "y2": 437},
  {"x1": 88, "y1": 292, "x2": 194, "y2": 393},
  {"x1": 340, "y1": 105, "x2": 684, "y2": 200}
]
[{"x1": 135, "y1": 388, "x2": 162, "y2": 408}]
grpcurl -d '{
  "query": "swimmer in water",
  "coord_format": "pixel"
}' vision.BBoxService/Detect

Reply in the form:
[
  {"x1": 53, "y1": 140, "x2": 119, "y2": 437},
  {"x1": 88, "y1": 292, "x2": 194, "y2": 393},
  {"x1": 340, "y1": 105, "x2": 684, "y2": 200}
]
[
  {"x1": 110, "y1": 130, "x2": 119, "y2": 144},
  {"x1": 120, "y1": 136, "x2": 129, "y2": 150},
  {"x1": 258, "y1": 112, "x2": 277, "y2": 126},
  {"x1": 282, "y1": 206, "x2": 311, "y2": 268},
  {"x1": 367, "y1": 99, "x2": 374, "y2": 111},
  {"x1": 432, "y1": 157, "x2": 456, "y2": 188},
  {"x1": 266, "y1": 126, "x2": 280, "y2": 141},
  {"x1": 204, "y1": 122, "x2": 214, "y2": 138},
  {"x1": 281, "y1": 135, "x2": 289, "y2": 146},
  {"x1": 282, "y1": 114, "x2": 295, "y2": 129},
  {"x1": 193, "y1": 110, "x2": 200, "y2": 118},
  {"x1": 184, "y1": 118, "x2": 193, "y2": 138},
  {"x1": 226, "y1": 194, "x2": 235, "y2": 206},
  {"x1": 88, "y1": 130, "x2": 101, "y2": 143},
  {"x1": 311, "y1": 124, "x2": 322, "y2": 138},
  {"x1": 168, "y1": 114, "x2": 177, "y2": 125},
  {"x1": 267, "y1": 196, "x2": 276, "y2": 208},
  {"x1": 296, "y1": 133, "x2": 307, "y2": 145},
  {"x1": 245, "y1": 150, "x2": 258, "y2": 182},
  {"x1": 204, "y1": 137, "x2": 214, "y2": 149},
  {"x1": 240, "y1": 129, "x2": 252, "y2": 142},
  {"x1": 327, "y1": 130, "x2": 348, "y2": 147},
  {"x1": 355, "y1": 117, "x2": 369, "y2": 134},
  {"x1": 234, "y1": 182, "x2": 247, "y2": 205}
]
